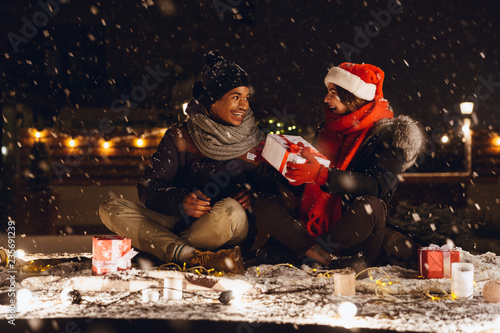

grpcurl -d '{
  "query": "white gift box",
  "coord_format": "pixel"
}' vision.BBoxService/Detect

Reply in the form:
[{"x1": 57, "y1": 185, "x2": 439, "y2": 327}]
[{"x1": 261, "y1": 134, "x2": 330, "y2": 182}]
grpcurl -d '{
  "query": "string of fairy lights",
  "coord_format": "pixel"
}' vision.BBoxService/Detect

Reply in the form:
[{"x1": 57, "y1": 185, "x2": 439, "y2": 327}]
[
  {"x1": 5, "y1": 121, "x2": 500, "y2": 160},
  {"x1": 24, "y1": 128, "x2": 159, "y2": 151},
  {"x1": 4, "y1": 117, "x2": 306, "y2": 158}
]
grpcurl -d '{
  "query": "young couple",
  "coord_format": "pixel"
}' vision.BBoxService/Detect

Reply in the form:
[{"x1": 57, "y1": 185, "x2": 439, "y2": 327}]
[{"x1": 99, "y1": 51, "x2": 423, "y2": 274}]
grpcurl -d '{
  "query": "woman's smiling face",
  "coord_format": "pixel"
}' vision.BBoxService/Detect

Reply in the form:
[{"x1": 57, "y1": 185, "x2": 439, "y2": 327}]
[
  {"x1": 209, "y1": 86, "x2": 250, "y2": 126},
  {"x1": 324, "y1": 82, "x2": 349, "y2": 115}
]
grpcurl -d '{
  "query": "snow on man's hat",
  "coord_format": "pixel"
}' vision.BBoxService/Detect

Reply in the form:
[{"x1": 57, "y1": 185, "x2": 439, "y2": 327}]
[
  {"x1": 194, "y1": 50, "x2": 250, "y2": 110},
  {"x1": 324, "y1": 62, "x2": 385, "y2": 101}
]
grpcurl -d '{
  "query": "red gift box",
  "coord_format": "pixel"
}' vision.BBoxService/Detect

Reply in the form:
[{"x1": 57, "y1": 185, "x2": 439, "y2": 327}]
[
  {"x1": 418, "y1": 244, "x2": 460, "y2": 279},
  {"x1": 261, "y1": 134, "x2": 330, "y2": 182},
  {"x1": 92, "y1": 236, "x2": 136, "y2": 276}
]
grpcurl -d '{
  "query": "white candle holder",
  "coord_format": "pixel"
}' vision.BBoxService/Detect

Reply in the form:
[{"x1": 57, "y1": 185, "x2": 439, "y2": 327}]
[
  {"x1": 164, "y1": 277, "x2": 183, "y2": 300},
  {"x1": 451, "y1": 263, "x2": 474, "y2": 299},
  {"x1": 333, "y1": 270, "x2": 356, "y2": 296}
]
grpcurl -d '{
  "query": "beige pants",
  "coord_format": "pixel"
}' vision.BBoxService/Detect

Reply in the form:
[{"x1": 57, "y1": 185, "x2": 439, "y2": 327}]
[{"x1": 99, "y1": 197, "x2": 248, "y2": 262}]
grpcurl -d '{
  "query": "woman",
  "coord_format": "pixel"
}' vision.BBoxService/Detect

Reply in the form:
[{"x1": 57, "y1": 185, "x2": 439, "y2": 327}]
[
  {"x1": 254, "y1": 62, "x2": 423, "y2": 268},
  {"x1": 99, "y1": 51, "x2": 274, "y2": 274}
]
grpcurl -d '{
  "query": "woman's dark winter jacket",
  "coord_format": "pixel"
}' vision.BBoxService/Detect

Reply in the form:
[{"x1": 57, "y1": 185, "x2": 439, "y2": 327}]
[
  {"x1": 137, "y1": 122, "x2": 277, "y2": 220},
  {"x1": 316, "y1": 115, "x2": 423, "y2": 206}
]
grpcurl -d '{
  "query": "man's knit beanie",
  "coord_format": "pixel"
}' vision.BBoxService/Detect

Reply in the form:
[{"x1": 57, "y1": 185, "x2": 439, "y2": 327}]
[{"x1": 193, "y1": 50, "x2": 250, "y2": 110}]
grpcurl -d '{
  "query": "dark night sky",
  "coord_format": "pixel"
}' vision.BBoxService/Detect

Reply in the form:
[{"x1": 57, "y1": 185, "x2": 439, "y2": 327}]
[{"x1": 2, "y1": 0, "x2": 500, "y2": 132}]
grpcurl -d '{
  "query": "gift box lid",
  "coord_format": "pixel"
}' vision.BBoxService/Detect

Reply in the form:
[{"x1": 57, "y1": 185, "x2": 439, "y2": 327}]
[{"x1": 93, "y1": 235, "x2": 129, "y2": 241}]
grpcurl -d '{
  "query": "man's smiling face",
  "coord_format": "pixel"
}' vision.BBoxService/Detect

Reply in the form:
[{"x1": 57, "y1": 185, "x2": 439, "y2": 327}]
[{"x1": 210, "y1": 86, "x2": 250, "y2": 126}]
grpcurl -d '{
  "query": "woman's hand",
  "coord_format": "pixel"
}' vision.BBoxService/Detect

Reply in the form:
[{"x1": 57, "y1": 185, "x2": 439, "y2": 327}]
[
  {"x1": 182, "y1": 190, "x2": 211, "y2": 218},
  {"x1": 232, "y1": 188, "x2": 253, "y2": 210},
  {"x1": 285, "y1": 147, "x2": 329, "y2": 185}
]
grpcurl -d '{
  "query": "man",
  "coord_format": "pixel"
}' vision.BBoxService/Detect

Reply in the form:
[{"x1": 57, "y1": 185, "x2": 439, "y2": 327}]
[{"x1": 99, "y1": 51, "x2": 270, "y2": 274}]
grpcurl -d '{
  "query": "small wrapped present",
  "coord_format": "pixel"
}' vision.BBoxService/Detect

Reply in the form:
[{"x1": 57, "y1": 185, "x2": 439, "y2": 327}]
[
  {"x1": 418, "y1": 244, "x2": 460, "y2": 279},
  {"x1": 261, "y1": 134, "x2": 330, "y2": 182},
  {"x1": 92, "y1": 236, "x2": 137, "y2": 276}
]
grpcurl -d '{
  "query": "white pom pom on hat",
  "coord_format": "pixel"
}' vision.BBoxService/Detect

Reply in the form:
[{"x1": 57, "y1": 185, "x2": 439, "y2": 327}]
[{"x1": 324, "y1": 62, "x2": 385, "y2": 101}]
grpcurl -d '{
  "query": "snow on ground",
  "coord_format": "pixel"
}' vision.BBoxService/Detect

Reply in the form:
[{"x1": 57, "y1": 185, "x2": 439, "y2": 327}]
[{"x1": 1, "y1": 250, "x2": 500, "y2": 333}]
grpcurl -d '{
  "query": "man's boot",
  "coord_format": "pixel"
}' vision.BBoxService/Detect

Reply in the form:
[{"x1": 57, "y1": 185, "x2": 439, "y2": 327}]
[{"x1": 189, "y1": 246, "x2": 245, "y2": 274}]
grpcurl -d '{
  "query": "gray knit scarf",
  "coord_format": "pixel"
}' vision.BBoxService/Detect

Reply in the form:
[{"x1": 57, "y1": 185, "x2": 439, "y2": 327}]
[{"x1": 187, "y1": 107, "x2": 264, "y2": 161}]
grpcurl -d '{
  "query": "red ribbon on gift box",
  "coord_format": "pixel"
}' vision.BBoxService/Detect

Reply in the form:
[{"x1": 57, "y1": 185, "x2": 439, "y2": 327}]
[
  {"x1": 277, "y1": 135, "x2": 302, "y2": 173},
  {"x1": 92, "y1": 236, "x2": 138, "y2": 276},
  {"x1": 277, "y1": 135, "x2": 328, "y2": 173}
]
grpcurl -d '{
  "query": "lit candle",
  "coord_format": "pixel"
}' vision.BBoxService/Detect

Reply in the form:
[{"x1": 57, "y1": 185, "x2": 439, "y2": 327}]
[
  {"x1": 451, "y1": 263, "x2": 474, "y2": 299},
  {"x1": 334, "y1": 270, "x2": 356, "y2": 296},
  {"x1": 163, "y1": 277, "x2": 183, "y2": 300}
]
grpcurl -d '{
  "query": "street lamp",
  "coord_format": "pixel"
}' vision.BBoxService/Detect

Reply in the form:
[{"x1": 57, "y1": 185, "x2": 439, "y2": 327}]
[
  {"x1": 460, "y1": 102, "x2": 474, "y2": 174},
  {"x1": 460, "y1": 102, "x2": 474, "y2": 115}
]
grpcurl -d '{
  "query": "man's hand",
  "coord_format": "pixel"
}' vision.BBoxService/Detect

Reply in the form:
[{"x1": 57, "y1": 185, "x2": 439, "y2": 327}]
[
  {"x1": 182, "y1": 190, "x2": 211, "y2": 218},
  {"x1": 285, "y1": 147, "x2": 329, "y2": 186},
  {"x1": 232, "y1": 188, "x2": 253, "y2": 210}
]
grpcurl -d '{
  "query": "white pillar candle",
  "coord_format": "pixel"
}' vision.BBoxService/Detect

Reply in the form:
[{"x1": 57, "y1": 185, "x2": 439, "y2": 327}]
[
  {"x1": 141, "y1": 289, "x2": 160, "y2": 303},
  {"x1": 451, "y1": 263, "x2": 474, "y2": 299},
  {"x1": 333, "y1": 270, "x2": 356, "y2": 296},
  {"x1": 164, "y1": 277, "x2": 183, "y2": 300}
]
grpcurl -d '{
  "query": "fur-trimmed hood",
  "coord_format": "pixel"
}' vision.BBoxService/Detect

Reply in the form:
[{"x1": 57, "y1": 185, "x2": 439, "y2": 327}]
[{"x1": 370, "y1": 115, "x2": 424, "y2": 171}]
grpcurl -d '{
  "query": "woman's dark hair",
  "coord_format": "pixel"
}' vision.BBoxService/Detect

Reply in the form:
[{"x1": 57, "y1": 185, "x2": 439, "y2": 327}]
[{"x1": 336, "y1": 85, "x2": 370, "y2": 113}]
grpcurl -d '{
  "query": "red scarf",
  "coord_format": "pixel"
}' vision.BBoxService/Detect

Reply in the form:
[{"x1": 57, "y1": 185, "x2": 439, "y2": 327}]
[{"x1": 301, "y1": 98, "x2": 393, "y2": 237}]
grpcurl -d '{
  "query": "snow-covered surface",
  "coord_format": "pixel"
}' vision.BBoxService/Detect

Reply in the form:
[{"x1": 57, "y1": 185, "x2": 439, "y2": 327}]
[{"x1": 2, "y1": 250, "x2": 500, "y2": 333}]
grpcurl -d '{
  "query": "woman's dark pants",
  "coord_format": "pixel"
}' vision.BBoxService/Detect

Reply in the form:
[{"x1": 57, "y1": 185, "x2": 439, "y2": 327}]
[{"x1": 253, "y1": 194, "x2": 387, "y2": 266}]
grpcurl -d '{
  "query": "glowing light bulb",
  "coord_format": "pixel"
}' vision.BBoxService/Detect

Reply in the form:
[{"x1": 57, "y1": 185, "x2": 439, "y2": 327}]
[
  {"x1": 441, "y1": 135, "x2": 449, "y2": 143},
  {"x1": 17, "y1": 289, "x2": 33, "y2": 307},
  {"x1": 494, "y1": 136, "x2": 500, "y2": 147},
  {"x1": 14, "y1": 249, "x2": 26, "y2": 260},
  {"x1": 34, "y1": 131, "x2": 41, "y2": 139},
  {"x1": 60, "y1": 287, "x2": 82, "y2": 304},
  {"x1": 135, "y1": 138, "x2": 144, "y2": 147},
  {"x1": 102, "y1": 141, "x2": 110, "y2": 149},
  {"x1": 218, "y1": 279, "x2": 253, "y2": 305},
  {"x1": 68, "y1": 139, "x2": 76, "y2": 147},
  {"x1": 338, "y1": 301, "x2": 357, "y2": 318},
  {"x1": 462, "y1": 124, "x2": 470, "y2": 135},
  {"x1": 60, "y1": 287, "x2": 73, "y2": 303}
]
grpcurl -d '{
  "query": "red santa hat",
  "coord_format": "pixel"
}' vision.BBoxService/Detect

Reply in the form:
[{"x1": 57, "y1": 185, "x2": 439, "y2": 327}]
[{"x1": 324, "y1": 62, "x2": 385, "y2": 101}]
